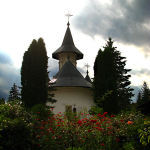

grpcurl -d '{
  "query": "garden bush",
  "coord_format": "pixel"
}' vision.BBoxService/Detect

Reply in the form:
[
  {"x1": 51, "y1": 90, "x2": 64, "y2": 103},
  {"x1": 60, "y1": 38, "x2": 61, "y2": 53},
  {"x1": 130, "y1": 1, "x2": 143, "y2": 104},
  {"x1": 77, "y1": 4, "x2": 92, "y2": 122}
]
[
  {"x1": 0, "y1": 118, "x2": 35, "y2": 150},
  {"x1": 0, "y1": 100, "x2": 39, "y2": 149}
]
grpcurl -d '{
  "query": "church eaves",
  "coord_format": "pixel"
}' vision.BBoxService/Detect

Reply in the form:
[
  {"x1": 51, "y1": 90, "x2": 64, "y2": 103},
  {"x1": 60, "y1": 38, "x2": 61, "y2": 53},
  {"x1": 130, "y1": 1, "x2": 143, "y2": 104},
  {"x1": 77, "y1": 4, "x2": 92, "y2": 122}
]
[
  {"x1": 49, "y1": 60, "x2": 92, "y2": 88},
  {"x1": 52, "y1": 24, "x2": 83, "y2": 60}
]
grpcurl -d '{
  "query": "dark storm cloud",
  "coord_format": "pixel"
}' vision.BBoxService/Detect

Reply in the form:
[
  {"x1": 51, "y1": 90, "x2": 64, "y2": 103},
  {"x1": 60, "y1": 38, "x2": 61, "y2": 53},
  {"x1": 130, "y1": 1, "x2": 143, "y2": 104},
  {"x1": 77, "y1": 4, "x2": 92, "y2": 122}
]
[{"x1": 73, "y1": 0, "x2": 150, "y2": 47}]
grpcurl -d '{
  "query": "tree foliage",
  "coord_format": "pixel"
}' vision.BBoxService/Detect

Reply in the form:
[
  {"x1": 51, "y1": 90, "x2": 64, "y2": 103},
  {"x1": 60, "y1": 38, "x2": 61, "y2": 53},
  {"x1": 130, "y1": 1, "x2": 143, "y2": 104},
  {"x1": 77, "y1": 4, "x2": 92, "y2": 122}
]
[
  {"x1": 93, "y1": 37, "x2": 134, "y2": 114},
  {"x1": 137, "y1": 81, "x2": 150, "y2": 106},
  {"x1": 21, "y1": 38, "x2": 56, "y2": 108},
  {"x1": 93, "y1": 47, "x2": 118, "y2": 114},
  {"x1": 8, "y1": 83, "x2": 20, "y2": 101}
]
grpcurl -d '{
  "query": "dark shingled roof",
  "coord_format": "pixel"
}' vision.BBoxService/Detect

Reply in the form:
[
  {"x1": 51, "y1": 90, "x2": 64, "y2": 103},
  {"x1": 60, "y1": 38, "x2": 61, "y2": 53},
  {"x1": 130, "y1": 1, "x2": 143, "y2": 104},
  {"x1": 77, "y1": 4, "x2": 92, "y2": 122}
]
[
  {"x1": 52, "y1": 26, "x2": 83, "y2": 60},
  {"x1": 49, "y1": 60, "x2": 92, "y2": 88}
]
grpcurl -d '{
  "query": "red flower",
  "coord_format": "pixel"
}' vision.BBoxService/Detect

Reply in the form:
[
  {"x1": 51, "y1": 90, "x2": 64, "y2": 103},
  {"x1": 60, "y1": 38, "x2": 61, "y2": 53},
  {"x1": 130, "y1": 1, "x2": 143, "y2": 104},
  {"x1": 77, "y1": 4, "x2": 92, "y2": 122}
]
[
  {"x1": 101, "y1": 130, "x2": 105, "y2": 132},
  {"x1": 37, "y1": 112, "x2": 40, "y2": 114},
  {"x1": 46, "y1": 138, "x2": 49, "y2": 140},
  {"x1": 97, "y1": 113, "x2": 101, "y2": 117},
  {"x1": 116, "y1": 138, "x2": 120, "y2": 142},
  {"x1": 120, "y1": 119, "x2": 123, "y2": 122},
  {"x1": 111, "y1": 115, "x2": 115, "y2": 117},
  {"x1": 58, "y1": 135, "x2": 61, "y2": 138},
  {"x1": 37, "y1": 119, "x2": 39, "y2": 121},
  {"x1": 107, "y1": 127, "x2": 112, "y2": 129},
  {"x1": 77, "y1": 120, "x2": 82, "y2": 124},
  {"x1": 90, "y1": 120, "x2": 96, "y2": 123},
  {"x1": 101, "y1": 143, "x2": 105, "y2": 146},
  {"x1": 103, "y1": 112, "x2": 108, "y2": 116},
  {"x1": 127, "y1": 121, "x2": 133, "y2": 125}
]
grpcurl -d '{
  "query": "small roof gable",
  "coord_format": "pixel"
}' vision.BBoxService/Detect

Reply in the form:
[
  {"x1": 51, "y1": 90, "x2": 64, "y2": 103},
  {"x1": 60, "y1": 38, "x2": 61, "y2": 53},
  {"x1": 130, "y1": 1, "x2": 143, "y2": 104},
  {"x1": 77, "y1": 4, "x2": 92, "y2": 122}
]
[
  {"x1": 49, "y1": 60, "x2": 92, "y2": 88},
  {"x1": 52, "y1": 25, "x2": 83, "y2": 60}
]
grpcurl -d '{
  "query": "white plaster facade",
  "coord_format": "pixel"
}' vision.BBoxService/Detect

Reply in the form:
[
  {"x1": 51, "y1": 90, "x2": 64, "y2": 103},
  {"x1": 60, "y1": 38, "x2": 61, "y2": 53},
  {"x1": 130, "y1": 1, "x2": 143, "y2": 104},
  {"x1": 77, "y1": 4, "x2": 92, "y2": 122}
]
[{"x1": 46, "y1": 87, "x2": 94, "y2": 114}]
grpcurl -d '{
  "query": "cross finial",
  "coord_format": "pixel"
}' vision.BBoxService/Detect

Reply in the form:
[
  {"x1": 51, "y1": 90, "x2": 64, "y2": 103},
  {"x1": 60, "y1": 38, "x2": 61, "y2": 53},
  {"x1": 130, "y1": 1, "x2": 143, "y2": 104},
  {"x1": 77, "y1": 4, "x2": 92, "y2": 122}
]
[
  {"x1": 65, "y1": 11, "x2": 73, "y2": 22},
  {"x1": 85, "y1": 63, "x2": 90, "y2": 71}
]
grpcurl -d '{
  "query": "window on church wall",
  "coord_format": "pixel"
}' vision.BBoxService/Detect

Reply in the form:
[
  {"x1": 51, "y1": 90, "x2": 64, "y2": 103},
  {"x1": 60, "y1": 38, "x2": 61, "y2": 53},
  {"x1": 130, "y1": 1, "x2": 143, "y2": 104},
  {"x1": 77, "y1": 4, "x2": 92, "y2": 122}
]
[{"x1": 65, "y1": 105, "x2": 72, "y2": 113}]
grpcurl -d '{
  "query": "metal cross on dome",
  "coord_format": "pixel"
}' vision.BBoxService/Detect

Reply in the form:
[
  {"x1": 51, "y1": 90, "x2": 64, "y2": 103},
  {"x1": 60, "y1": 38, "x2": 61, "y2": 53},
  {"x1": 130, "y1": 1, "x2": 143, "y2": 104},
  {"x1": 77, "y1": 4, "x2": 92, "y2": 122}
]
[{"x1": 65, "y1": 11, "x2": 73, "y2": 21}]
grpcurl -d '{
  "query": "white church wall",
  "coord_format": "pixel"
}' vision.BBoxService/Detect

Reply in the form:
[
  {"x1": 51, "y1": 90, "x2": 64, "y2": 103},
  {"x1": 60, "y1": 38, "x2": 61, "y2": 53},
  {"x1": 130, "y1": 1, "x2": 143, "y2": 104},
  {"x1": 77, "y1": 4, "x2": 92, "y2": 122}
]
[{"x1": 46, "y1": 87, "x2": 95, "y2": 114}]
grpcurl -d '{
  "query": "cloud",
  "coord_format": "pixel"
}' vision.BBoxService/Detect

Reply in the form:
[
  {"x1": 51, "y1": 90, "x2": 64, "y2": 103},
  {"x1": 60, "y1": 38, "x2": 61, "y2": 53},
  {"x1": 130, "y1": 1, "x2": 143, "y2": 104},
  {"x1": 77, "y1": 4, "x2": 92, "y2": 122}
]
[
  {"x1": 0, "y1": 51, "x2": 13, "y2": 65},
  {"x1": 0, "y1": 52, "x2": 21, "y2": 100},
  {"x1": 48, "y1": 58, "x2": 59, "y2": 79},
  {"x1": 131, "y1": 68, "x2": 150, "y2": 77},
  {"x1": 73, "y1": 0, "x2": 150, "y2": 48}
]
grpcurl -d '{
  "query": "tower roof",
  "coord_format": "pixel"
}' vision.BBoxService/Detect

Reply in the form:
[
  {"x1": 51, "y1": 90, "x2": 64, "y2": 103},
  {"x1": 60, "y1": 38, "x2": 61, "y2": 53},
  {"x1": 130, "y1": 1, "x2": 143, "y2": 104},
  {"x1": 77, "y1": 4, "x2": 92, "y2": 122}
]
[
  {"x1": 52, "y1": 23, "x2": 83, "y2": 60},
  {"x1": 49, "y1": 59, "x2": 92, "y2": 88},
  {"x1": 85, "y1": 70, "x2": 92, "y2": 83}
]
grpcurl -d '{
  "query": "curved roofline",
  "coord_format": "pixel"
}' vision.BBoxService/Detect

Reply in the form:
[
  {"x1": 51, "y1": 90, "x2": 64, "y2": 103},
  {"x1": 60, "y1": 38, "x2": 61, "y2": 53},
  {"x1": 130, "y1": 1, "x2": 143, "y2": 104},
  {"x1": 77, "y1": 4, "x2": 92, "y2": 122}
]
[{"x1": 52, "y1": 25, "x2": 83, "y2": 60}]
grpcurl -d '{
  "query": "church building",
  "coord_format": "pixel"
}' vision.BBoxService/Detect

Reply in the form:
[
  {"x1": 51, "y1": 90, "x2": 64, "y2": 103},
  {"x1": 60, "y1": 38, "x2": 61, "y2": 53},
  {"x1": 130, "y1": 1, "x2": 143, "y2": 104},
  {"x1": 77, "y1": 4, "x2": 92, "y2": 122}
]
[{"x1": 46, "y1": 18, "x2": 94, "y2": 114}]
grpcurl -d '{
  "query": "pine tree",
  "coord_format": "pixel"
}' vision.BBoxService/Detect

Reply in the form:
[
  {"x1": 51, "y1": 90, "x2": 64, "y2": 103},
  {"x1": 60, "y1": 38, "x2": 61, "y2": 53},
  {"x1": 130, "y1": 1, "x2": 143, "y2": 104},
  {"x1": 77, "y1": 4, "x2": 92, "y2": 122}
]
[
  {"x1": 93, "y1": 37, "x2": 134, "y2": 114},
  {"x1": 137, "y1": 90, "x2": 142, "y2": 105},
  {"x1": 103, "y1": 37, "x2": 134, "y2": 111},
  {"x1": 8, "y1": 83, "x2": 20, "y2": 101},
  {"x1": 137, "y1": 81, "x2": 150, "y2": 106},
  {"x1": 21, "y1": 38, "x2": 56, "y2": 108}
]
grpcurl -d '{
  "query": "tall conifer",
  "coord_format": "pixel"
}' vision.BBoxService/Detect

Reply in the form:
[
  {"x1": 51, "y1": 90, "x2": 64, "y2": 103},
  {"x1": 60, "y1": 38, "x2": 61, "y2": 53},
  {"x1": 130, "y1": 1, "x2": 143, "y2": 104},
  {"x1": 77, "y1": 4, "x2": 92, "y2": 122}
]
[
  {"x1": 93, "y1": 37, "x2": 133, "y2": 114},
  {"x1": 103, "y1": 37, "x2": 134, "y2": 111},
  {"x1": 8, "y1": 83, "x2": 20, "y2": 101},
  {"x1": 137, "y1": 81, "x2": 150, "y2": 106},
  {"x1": 93, "y1": 47, "x2": 118, "y2": 114},
  {"x1": 21, "y1": 38, "x2": 53, "y2": 108}
]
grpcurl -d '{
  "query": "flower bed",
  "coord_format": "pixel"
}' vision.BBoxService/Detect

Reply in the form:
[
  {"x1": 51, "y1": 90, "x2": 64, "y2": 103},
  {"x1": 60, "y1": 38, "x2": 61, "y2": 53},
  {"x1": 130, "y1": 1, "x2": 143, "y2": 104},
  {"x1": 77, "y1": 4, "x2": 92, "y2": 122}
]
[
  {"x1": 33, "y1": 110, "x2": 150, "y2": 150},
  {"x1": 1, "y1": 101, "x2": 150, "y2": 150}
]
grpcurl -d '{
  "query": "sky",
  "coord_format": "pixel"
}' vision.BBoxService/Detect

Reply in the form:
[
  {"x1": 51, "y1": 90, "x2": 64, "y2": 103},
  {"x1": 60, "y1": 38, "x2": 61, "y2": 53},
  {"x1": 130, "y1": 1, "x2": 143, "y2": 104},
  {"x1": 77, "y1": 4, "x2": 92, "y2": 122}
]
[{"x1": 0, "y1": 0, "x2": 150, "y2": 102}]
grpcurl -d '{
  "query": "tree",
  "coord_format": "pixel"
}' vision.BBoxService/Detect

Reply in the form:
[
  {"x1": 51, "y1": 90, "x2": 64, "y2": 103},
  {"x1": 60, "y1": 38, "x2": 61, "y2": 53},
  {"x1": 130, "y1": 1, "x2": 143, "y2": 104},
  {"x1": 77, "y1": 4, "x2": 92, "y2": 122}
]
[
  {"x1": 93, "y1": 47, "x2": 118, "y2": 114},
  {"x1": 136, "y1": 90, "x2": 142, "y2": 105},
  {"x1": 0, "y1": 98, "x2": 5, "y2": 104},
  {"x1": 93, "y1": 37, "x2": 134, "y2": 114},
  {"x1": 137, "y1": 81, "x2": 150, "y2": 106},
  {"x1": 21, "y1": 38, "x2": 56, "y2": 108},
  {"x1": 8, "y1": 83, "x2": 20, "y2": 101},
  {"x1": 103, "y1": 37, "x2": 134, "y2": 111}
]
